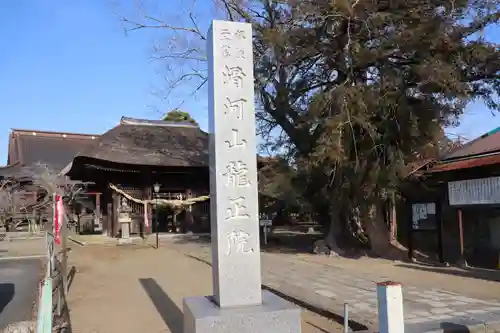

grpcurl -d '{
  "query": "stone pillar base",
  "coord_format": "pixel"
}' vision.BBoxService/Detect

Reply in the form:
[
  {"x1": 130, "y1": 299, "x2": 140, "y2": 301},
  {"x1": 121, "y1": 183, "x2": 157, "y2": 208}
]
[
  {"x1": 120, "y1": 222, "x2": 131, "y2": 239},
  {"x1": 117, "y1": 238, "x2": 133, "y2": 245},
  {"x1": 183, "y1": 291, "x2": 301, "y2": 333}
]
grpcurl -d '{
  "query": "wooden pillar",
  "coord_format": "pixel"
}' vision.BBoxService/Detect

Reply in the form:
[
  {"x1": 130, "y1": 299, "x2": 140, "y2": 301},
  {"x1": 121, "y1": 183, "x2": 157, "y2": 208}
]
[
  {"x1": 437, "y1": 201, "x2": 444, "y2": 263},
  {"x1": 408, "y1": 202, "x2": 414, "y2": 262},
  {"x1": 32, "y1": 192, "x2": 37, "y2": 232},
  {"x1": 31, "y1": 210, "x2": 36, "y2": 233},
  {"x1": 389, "y1": 194, "x2": 397, "y2": 241},
  {"x1": 95, "y1": 193, "x2": 101, "y2": 233},
  {"x1": 143, "y1": 188, "x2": 152, "y2": 234},
  {"x1": 61, "y1": 203, "x2": 69, "y2": 294},
  {"x1": 185, "y1": 189, "x2": 194, "y2": 233},
  {"x1": 458, "y1": 208, "x2": 465, "y2": 265},
  {"x1": 112, "y1": 192, "x2": 119, "y2": 238},
  {"x1": 104, "y1": 203, "x2": 111, "y2": 237}
]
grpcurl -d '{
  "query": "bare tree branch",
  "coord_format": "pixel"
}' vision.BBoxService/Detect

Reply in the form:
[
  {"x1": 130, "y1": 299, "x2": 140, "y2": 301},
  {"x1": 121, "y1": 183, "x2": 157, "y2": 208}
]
[{"x1": 120, "y1": 16, "x2": 207, "y2": 39}]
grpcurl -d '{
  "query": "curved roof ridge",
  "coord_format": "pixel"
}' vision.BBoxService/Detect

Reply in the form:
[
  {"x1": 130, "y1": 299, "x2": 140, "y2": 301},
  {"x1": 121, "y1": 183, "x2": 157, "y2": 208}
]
[
  {"x1": 10, "y1": 128, "x2": 99, "y2": 137},
  {"x1": 120, "y1": 117, "x2": 199, "y2": 128}
]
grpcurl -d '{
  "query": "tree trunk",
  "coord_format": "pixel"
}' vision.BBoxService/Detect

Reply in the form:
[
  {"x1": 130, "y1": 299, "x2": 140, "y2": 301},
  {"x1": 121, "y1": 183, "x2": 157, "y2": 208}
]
[
  {"x1": 345, "y1": 203, "x2": 369, "y2": 246},
  {"x1": 362, "y1": 203, "x2": 407, "y2": 260},
  {"x1": 312, "y1": 202, "x2": 345, "y2": 256},
  {"x1": 325, "y1": 215, "x2": 344, "y2": 256},
  {"x1": 389, "y1": 194, "x2": 397, "y2": 242}
]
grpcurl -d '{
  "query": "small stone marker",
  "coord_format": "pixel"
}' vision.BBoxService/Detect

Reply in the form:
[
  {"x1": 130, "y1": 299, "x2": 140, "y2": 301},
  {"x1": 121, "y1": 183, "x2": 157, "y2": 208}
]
[
  {"x1": 182, "y1": 20, "x2": 301, "y2": 333},
  {"x1": 377, "y1": 281, "x2": 405, "y2": 333}
]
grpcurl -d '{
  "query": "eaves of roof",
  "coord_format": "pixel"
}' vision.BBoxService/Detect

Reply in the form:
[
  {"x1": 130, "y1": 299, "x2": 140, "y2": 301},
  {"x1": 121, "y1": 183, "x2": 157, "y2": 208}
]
[{"x1": 426, "y1": 152, "x2": 500, "y2": 173}]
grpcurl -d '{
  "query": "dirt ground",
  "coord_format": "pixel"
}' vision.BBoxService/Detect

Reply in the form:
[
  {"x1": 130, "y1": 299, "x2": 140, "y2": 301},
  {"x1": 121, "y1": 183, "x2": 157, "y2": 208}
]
[
  {"x1": 0, "y1": 237, "x2": 47, "y2": 258},
  {"x1": 66, "y1": 244, "x2": 345, "y2": 333}
]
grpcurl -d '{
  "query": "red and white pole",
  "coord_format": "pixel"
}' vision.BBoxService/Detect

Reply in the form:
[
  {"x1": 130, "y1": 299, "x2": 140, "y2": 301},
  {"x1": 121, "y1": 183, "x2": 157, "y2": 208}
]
[{"x1": 53, "y1": 194, "x2": 63, "y2": 245}]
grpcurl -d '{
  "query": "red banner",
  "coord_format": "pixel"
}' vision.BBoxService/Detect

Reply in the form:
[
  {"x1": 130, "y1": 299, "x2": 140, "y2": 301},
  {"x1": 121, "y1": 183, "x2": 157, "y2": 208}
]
[{"x1": 53, "y1": 194, "x2": 63, "y2": 245}]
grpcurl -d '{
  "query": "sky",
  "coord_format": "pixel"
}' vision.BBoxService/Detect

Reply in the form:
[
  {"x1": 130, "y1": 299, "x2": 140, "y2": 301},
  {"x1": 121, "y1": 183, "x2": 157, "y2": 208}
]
[
  {"x1": 0, "y1": 1, "x2": 499, "y2": 164},
  {"x1": 0, "y1": 0, "x2": 212, "y2": 164}
]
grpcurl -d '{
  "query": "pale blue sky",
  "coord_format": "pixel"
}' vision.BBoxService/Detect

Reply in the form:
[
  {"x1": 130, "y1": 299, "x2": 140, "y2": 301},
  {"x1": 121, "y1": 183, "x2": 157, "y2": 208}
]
[{"x1": 0, "y1": 1, "x2": 498, "y2": 164}]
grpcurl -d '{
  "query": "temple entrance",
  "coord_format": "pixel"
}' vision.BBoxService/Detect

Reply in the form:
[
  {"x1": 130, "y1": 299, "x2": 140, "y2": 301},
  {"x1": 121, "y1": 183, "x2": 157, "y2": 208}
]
[{"x1": 152, "y1": 206, "x2": 185, "y2": 233}]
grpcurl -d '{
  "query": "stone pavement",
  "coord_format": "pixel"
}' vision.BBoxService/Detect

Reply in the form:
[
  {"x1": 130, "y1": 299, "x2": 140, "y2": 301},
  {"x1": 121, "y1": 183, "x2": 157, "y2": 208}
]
[{"x1": 165, "y1": 240, "x2": 500, "y2": 333}]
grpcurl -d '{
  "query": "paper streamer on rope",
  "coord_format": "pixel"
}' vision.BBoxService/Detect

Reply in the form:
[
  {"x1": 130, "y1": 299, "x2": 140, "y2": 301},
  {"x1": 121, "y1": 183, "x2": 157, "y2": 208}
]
[
  {"x1": 144, "y1": 202, "x2": 149, "y2": 227},
  {"x1": 108, "y1": 183, "x2": 209, "y2": 207}
]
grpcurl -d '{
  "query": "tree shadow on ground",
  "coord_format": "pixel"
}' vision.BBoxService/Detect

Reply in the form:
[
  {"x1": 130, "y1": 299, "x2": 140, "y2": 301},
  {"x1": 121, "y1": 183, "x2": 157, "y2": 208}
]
[
  {"x1": 173, "y1": 232, "x2": 321, "y2": 254},
  {"x1": 67, "y1": 266, "x2": 77, "y2": 292},
  {"x1": 174, "y1": 232, "x2": 372, "y2": 260},
  {"x1": 174, "y1": 234, "x2": 211, "y2": 245},
  {"x1": 173, "y1": 231, "x2": 420, "y2": 261},
  {"x1": 305, "y1": 321, "x2": 329, "y2": 333},
  {"x1": 440, "y1": 322, "x2": 472, "y2": 332},
  {"x1": 261, "y1": 233, "x2": 323, "y2": 254},
  {"x1": 53, "y1": 275, "x2": 73, "y2": 333},
  {"x1": 139, "y1": 278, "x2": 183, "y2": 333},
  {"x1": 0, "y1": 283, "x2": 14, "y2": 314},
  {"x1": 77, "y1": 230, "x2": 103, "y2": 236},
  {"x1": 408, "y1": 255, "x2": 445, "y2": 267},
  {"x1": 395, "y1": 263, "x2": 500, "y2": 282}
]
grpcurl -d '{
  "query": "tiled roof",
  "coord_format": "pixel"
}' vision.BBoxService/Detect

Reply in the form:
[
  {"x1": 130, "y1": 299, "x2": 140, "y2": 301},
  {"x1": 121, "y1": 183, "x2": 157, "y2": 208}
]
[
  {"x1": 442, "y1": 127, "x2": 500, "y2": 160},
  {"x1": 8, "y1": 129, "x2": 98, "y2": 173},
  {"x1": 0, "y1": 163, "x2": 22, "y2": 178}
]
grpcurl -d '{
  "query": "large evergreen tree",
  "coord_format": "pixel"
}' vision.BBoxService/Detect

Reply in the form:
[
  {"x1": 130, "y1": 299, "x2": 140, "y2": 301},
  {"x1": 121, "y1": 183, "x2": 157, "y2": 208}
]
[
  {"x1": 163, "y1": 109, "x2": 199, "y2": 125},
  {"x1": 122, "y1": 0, "x2": 500, "y2": 258}
]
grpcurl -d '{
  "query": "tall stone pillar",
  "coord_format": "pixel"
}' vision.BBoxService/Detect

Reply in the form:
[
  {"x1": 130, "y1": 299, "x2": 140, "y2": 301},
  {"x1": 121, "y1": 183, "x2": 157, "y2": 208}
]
[{"x1": 182, "y1": 20, "x2": 301, "y2": 333}]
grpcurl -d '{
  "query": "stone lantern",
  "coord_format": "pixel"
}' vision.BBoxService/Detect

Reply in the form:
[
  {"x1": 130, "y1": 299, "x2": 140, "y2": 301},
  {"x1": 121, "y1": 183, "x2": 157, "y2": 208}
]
[{"x1": 118, "y1": 197, "x2": 132, "y2": 244}]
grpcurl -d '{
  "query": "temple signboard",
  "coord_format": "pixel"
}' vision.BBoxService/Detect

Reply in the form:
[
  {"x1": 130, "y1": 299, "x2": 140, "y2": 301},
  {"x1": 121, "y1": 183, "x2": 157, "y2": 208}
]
[
  {"x1": 411, "y1": 202, "x2": 437, "y2": 230},
  {"x1": 448, "y1": 176, "x2": 500, "y2": 206}
]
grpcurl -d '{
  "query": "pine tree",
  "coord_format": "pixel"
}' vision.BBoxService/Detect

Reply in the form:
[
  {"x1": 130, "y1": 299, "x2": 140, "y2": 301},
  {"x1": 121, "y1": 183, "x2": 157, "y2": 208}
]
[{"x1": 163, "y1": 109, "x2": 198, "y2": 125}]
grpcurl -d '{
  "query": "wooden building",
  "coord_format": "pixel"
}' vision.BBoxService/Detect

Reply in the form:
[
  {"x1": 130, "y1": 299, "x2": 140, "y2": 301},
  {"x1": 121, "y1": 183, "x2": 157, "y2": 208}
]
[
  {"x1": 0, "y1": 129, "x2": 99, "y2": 229},
  {"x1": 404, "y1": 127, "x2": 500, "y2": 268},
  {"x1": 62, "y1": 117, "x2": 209, "y2": 237},
  {"x1": 7, "y1": 128, "x2": 99, "y2": 173},
  {"x1": 1, "y1": 119, "x2": 280, "y2": 236}
]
